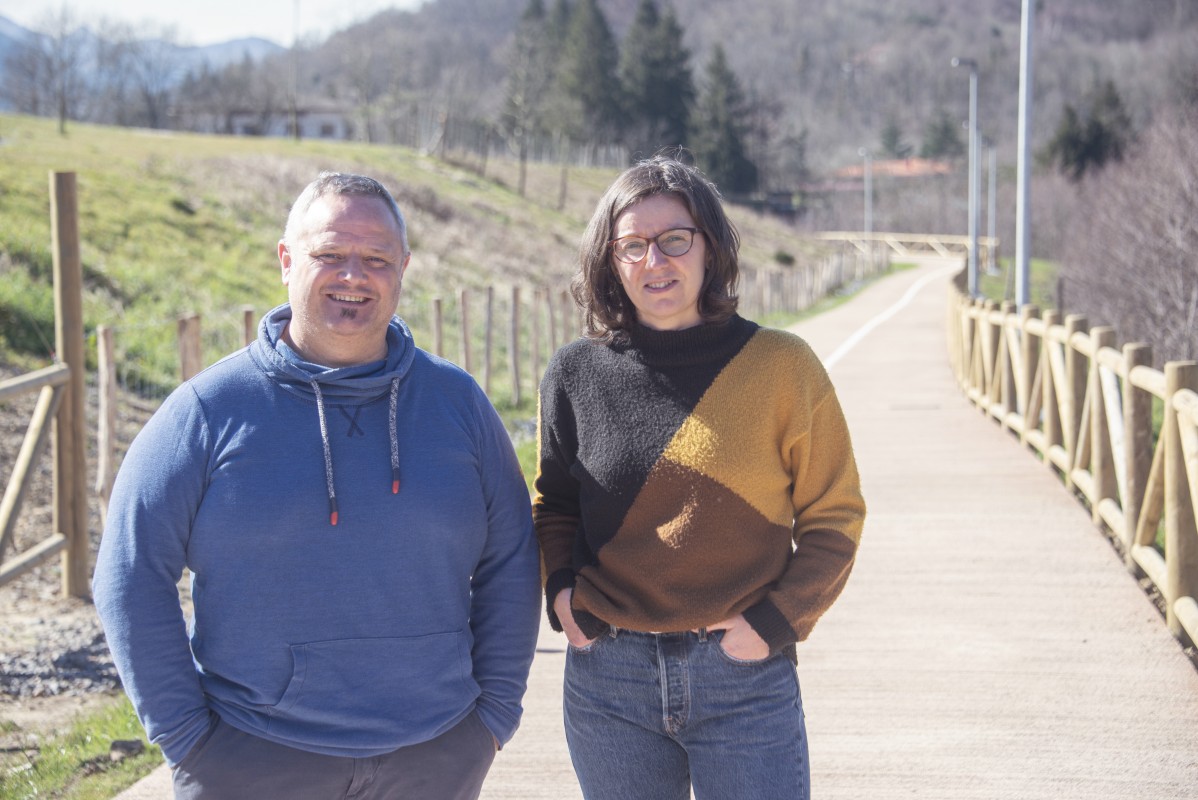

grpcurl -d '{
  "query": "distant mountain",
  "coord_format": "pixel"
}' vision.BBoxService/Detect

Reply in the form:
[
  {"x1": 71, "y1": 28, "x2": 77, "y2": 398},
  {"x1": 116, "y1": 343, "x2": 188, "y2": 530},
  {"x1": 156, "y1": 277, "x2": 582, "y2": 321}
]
[
  {"x1": 177, "y1": 37, "x2": 286, "y2": 70},
  {"x1": 0, "y1": 14, "x2": 284, "y2": 82},
  {"x1": 0, "y1": 15, "x2": 30, "y2": 110},
  {"x1": 0, "y1": 14, "x2": 29, "y2": 45}
]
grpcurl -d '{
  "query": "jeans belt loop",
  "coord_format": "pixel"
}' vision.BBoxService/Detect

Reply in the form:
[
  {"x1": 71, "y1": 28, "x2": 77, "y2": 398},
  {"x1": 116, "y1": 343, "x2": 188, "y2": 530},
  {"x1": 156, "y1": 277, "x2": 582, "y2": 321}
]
[
  {"x1": 608, "y1": 625, "x2": 619, "y2": 639},
  {"x1": 697, "y1": 627, "x2": 708, "y2": 642}
]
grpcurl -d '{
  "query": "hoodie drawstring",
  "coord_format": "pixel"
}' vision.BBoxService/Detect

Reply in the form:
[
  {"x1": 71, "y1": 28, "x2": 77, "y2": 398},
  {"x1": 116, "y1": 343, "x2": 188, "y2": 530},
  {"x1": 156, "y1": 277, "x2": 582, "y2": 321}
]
[
  {"x1": 311, "y1": 377, "x2": 402, "y2": 527},
  {"x1": 310, "y1": 380, "x2": 339, "y2": 526},
  {"x1": 389, "y1": 377, "x2": 401, "y2": 494}
]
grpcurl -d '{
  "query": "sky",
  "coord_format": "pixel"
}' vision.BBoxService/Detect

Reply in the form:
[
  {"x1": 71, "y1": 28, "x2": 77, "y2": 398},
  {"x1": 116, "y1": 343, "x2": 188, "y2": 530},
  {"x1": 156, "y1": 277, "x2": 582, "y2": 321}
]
[{"x1": 0, "y1": 0, "x2": 426, "y2": 46}]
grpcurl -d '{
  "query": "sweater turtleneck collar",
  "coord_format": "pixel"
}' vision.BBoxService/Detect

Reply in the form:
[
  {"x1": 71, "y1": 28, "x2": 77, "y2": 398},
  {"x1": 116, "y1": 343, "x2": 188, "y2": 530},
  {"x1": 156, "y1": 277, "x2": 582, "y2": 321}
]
[{"x1": 622, "y1": 315, "x2": 754, "y2": 367}]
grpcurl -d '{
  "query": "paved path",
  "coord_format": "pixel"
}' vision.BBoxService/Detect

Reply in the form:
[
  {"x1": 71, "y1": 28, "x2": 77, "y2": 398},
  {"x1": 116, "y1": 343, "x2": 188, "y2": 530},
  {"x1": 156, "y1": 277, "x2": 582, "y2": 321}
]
[{"x1": 115, "y1": 259, "x2": 1198, "y2": 799}]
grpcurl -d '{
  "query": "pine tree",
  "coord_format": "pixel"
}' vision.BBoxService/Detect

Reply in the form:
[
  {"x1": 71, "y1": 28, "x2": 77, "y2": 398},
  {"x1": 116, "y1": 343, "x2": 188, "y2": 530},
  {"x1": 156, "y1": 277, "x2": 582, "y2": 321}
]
[
  {"x1": 880, "y1": 116, "x2": 913, "y2": 159},
  {"x1": 919, "y1": 109, "x2": 965, "y2": 159},
  {"x1": 1045, "y1": 80, "x2": 1134, "y2": 181},
  {"x1": 690, "y1": 44, "x2": 758, "y2": 193},
  {"x1": 556, "y1": 0, "x2": 623, "y2": 145},
  {"x1": 618, "y1": 0, "x2": 695, "y2": 158}
]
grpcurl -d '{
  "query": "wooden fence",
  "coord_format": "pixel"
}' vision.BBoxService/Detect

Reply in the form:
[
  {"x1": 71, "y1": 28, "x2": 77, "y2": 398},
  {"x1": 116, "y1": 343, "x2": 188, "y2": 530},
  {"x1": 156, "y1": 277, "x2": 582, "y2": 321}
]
[
  {"x1": 1, "y1": 169, "x2": 884, "y2": 597},
  {"x1": 161, "y1": 249, "x2": 888, "y2": 397},
  {"x1": 0, "y1": 173, "x2": 89, "y2": 597},
  {"x1": 946, "y1": 270, "x2": 1198, "y2": 649}
]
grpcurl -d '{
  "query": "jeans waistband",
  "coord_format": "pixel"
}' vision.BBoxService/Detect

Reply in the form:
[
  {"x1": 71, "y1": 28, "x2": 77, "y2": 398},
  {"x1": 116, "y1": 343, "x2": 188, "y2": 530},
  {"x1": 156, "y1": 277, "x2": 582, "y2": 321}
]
[{"x1": 608, "y1": 626, "x2": 710, "y2": 642}]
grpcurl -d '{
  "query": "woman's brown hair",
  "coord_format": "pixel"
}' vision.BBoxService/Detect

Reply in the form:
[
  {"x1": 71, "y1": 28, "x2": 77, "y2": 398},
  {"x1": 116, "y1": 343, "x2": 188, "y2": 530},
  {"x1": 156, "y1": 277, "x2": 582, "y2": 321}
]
[{"x1": 572, "y1": 153, "x2": 740, "y2": 339}]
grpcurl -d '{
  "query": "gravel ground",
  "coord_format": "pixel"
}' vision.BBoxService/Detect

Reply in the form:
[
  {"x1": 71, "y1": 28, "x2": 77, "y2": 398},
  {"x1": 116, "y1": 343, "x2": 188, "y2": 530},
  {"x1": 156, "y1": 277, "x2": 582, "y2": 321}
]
[{"x1": 1, "y1": 365, "x2": 158, "y2": 748}]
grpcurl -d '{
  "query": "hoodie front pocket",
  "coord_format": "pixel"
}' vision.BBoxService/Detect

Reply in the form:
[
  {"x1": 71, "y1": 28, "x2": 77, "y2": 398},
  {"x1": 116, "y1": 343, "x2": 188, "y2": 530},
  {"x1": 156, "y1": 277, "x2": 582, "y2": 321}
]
[{"x1": 268, "y1": 632, "x2": 473, "y2": 745}]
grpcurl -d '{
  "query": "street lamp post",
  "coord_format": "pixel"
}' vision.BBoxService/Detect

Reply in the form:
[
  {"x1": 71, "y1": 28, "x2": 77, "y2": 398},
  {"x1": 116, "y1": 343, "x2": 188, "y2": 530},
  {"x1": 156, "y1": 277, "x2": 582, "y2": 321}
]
[
  {"x1": 858, "y1": 147, "x2": 872, "y2": 253},
  {"x1": 986, "y1": 137, "x2": 997, "y2": 275},
  {"x1": 1014, "y1": 0, "x2": 1036, "y2": 308},
  {"x1": 952, "y1": 56, "x2": 979, "y2": 298}
]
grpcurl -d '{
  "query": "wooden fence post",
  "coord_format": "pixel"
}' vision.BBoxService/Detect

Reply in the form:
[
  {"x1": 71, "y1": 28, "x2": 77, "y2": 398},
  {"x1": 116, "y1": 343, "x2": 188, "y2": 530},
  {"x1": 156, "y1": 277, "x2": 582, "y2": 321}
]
[
  {"x1": 242, "y1": 305, "x2": 256, "y2": 346},
  {"x1": 1018, "y1": 305, "x2": 1039, "y2": 439},
  {"x1": 1063, "y1": 314, "x2": 1089, "y2": 489},
  {"x1": 545, "y1": 286, "x2": 558, "y2": 353},
  {"x1": 1164, "y1": 361, "x2": 1198, "y2": 640},
  {"x1": 432, "y1": 297, "x2": 444, "y2": 358},
  {"x1": 981, "y1": 300, "x2": 998, "y2": 409},
  {"x1": 1041, "y1": 310, "x2": 1062, "y2": 460},
  {"x1": 530, "y1": 288, "x2": 541, "y2": 395},
  {"x1": 50, "y1": 171, "x2": 89, "y2": 598},
  {"x1": 509, "y1": 286, "x2": 522, "y2": 407},
  {"x1": 1122, "y1": 343, "x2": 1153, "y2": 562},
  {"x1": 560, "y1": 289, "x2": 573, "y2": 344},
  {"x1": 483, "y1": 286, "x2": 494, "y2": 396},
  {"x1": 459, "y1": 288, "x2": 472, "y2": 374},
  {"x1": 999, "y1": 301, "x2": 1016, "y2": 421},
  {"x1": 1089, "y1": 327, "x2": 1118, "y2": 526},
  {"x1": 178, "y1": 313, "x2": 203, "y2": 382},
  {"x1": 95, "y1": 325, "x2": 117, "y2": 526}
]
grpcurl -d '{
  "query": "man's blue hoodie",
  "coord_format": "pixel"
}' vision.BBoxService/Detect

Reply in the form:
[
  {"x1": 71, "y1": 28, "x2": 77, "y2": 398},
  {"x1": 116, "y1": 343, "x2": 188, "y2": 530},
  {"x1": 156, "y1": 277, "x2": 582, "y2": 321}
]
[{"x1": 93, "y1": 304, "x2": 540, "y2": 765}]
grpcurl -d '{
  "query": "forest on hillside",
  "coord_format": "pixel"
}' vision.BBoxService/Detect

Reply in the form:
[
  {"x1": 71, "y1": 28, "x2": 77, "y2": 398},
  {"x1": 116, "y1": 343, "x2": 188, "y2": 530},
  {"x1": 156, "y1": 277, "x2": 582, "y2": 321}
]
[
  {"x1": 6, "y1": 0, "x2": 1196, "y2": 191},
  {"x1": 4, "y1": 0, "x2": 1196, "y2": 359}
]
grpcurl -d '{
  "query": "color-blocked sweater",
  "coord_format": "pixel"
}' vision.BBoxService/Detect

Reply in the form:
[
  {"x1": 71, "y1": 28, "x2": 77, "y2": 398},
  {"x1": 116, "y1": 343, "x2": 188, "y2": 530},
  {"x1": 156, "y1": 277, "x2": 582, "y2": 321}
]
[{"x1": 533, "y1": 315, "x2": 865, "y2": 654}]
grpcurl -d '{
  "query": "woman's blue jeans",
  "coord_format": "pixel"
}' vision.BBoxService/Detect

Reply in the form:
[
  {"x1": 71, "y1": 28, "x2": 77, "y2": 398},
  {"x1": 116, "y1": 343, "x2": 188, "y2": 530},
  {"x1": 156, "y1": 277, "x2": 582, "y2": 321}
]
[{"x1": 563, "y1": 628, "x2": 809, "y2": 800}]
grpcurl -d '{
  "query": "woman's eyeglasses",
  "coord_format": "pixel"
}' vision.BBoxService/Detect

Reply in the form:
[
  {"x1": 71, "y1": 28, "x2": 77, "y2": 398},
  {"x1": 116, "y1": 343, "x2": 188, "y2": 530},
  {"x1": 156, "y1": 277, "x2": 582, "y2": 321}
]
[{"x1": 609, "y1": 228, "x2": 702, "y2": 264}]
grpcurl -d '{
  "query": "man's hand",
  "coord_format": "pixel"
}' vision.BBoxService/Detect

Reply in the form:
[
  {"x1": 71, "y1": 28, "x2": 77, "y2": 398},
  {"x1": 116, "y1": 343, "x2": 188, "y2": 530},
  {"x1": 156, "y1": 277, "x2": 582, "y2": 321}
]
[
  {"x1": 705, "y1": 614, "x2": 770, "y2": 661},
  {"x1": 553, "y1": 589, "x2": 597, "y2": 649}
]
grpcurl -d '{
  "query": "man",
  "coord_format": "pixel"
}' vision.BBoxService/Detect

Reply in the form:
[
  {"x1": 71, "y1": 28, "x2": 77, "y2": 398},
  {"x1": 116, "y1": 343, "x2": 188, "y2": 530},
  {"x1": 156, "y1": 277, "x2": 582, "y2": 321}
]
[{"x1": 93, "y1": 172, "x2": 540, "y2": 799}]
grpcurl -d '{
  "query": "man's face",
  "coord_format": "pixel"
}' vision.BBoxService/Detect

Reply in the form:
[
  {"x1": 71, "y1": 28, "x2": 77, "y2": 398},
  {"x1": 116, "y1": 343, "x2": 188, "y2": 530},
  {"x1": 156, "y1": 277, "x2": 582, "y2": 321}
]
[{"x1": 278, "y1": 194, "x2": 410, "y2": 367}]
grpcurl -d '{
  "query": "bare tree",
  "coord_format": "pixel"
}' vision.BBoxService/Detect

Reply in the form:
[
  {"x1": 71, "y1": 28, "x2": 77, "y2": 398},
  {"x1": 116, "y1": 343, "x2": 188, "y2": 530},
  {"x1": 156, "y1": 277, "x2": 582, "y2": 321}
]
[
  {"x1": 500, "y1": 0, "x2": 554, "y2": 195},
  {"x1": 1059, "y1": 107, "x2": 1198, "y2": 363},
  {"x1": 2, "y1": 37, "x2": 50, "y2": 115},
  {"x1": 113, "y1": 22, "x2": 183, "y2": 129},
  {"x1": 92, "y1": 19, "x2": 137, "y2": 126},
  {"x1": 3, "y1": 4, "x2": 90, "y2": 133}
]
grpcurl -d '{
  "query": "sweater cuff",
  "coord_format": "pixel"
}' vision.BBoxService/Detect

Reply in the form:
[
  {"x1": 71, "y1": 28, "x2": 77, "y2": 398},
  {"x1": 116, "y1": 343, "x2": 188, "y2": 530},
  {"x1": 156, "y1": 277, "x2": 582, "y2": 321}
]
[
  {"x1": 544, "y1": 569, "x2": 577, "y2": 631},
  {"x1": 742, "y1": 599, "x2": 798, "y2": 655},
  {"x1": 573, "y1": 609, "x2": 609, "y2": 640}
]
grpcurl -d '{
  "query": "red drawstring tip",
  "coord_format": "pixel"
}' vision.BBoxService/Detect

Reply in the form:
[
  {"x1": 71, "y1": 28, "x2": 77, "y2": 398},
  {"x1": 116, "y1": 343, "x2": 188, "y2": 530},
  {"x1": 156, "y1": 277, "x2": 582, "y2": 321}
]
[
  {"x1": 330, "y1": 511, "x2": 338, "y2": 526},
  {"x1": 392, "y1": 480, "x2": 400, "y2": 494}
]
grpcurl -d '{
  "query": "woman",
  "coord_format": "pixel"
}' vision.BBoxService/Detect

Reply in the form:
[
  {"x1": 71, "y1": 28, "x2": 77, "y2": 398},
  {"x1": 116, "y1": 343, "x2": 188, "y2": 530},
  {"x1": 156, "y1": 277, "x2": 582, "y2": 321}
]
[{"x1": 533, "y1": 154, "x2": 866, "y2": 799}]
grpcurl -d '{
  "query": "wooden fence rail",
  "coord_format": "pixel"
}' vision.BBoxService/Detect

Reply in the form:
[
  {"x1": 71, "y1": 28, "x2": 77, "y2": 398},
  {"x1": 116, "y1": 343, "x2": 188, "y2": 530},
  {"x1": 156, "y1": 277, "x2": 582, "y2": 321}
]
[
  {"x1": 165, "y1": 248, "x2": 888, "y2": 408},
  {"x1": 0, "y1": 365, "x2": 71, "y2": 588},
  {"x1": 946, "y1": 271, "x2": 1198, "y2": 648}
]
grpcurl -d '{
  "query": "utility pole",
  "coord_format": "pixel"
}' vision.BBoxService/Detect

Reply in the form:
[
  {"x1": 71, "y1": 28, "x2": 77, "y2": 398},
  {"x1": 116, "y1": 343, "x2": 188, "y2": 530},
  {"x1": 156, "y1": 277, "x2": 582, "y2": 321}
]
[{"x1": 290, "y1": 0, "x2": 301, "y2": 141}]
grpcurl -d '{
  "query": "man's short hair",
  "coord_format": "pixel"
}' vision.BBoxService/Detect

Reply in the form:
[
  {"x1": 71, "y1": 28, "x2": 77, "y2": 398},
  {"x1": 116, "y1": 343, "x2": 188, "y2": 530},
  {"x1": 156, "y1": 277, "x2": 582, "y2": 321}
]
[{"x1": 283, "y1": 172, "x2": 408, "y2": 252}]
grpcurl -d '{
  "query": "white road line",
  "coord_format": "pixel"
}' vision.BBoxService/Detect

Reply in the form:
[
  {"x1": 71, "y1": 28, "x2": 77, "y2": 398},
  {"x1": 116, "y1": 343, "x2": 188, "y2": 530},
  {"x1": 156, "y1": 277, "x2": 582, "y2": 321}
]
[{"x1": 824, "y1": 266, "x2": 958, "y2": 370}]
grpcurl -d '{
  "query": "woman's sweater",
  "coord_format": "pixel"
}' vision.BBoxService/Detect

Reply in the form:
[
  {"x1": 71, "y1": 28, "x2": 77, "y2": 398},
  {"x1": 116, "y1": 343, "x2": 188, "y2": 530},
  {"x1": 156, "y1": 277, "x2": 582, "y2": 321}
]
[{"x1": 533, "y1": 315, "x2": 866, "y2": 654}]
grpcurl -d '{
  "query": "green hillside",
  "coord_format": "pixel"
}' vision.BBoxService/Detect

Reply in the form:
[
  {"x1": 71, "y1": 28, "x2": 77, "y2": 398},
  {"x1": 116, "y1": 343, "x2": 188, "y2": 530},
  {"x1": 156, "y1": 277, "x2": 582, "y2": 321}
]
[{"x1": 0, "y1": 114, "x2": 829, "y2": 401}]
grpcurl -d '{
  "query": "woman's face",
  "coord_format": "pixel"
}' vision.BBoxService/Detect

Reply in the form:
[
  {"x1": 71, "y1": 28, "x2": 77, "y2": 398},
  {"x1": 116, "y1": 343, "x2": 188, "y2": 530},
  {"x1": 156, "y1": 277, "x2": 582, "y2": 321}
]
[{"x1": 610, "y1": 194, "x2": 706, "y2": 331}]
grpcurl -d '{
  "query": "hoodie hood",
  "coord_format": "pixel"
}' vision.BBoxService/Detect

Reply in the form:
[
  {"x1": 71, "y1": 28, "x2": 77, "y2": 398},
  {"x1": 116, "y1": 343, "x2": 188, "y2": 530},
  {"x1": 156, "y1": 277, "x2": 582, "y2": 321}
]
[
  {"x1": 250, "y1": 303, "x2": 417, "y2": 525},
  {"x1": 253, "y1": 303, "x2": 417, "y2": 398}
]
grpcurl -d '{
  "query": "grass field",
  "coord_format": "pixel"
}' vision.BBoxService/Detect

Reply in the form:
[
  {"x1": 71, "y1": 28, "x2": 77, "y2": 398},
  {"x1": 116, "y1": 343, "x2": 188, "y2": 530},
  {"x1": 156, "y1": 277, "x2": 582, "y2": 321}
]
[{"x1": 0, "y1": 114, "x2": 831, "y2": 402}]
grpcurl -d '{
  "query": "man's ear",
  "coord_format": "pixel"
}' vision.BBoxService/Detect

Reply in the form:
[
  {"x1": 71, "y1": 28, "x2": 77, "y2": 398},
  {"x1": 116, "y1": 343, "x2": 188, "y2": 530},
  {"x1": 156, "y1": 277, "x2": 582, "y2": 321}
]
[{"x1": 279, "y1": 240, "x2": 292, "y2": 285}]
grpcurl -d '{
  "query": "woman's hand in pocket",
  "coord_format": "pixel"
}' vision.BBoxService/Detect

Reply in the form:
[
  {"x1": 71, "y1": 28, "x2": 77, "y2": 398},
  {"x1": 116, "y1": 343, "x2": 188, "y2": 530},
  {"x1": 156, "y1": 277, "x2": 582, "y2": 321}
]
[
  {"x1": 705, "y1": 615, "x2": 770, "y2": 661},
  {"x1": 554, "y1": 589, "x2": 597, "y2": 649}
]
